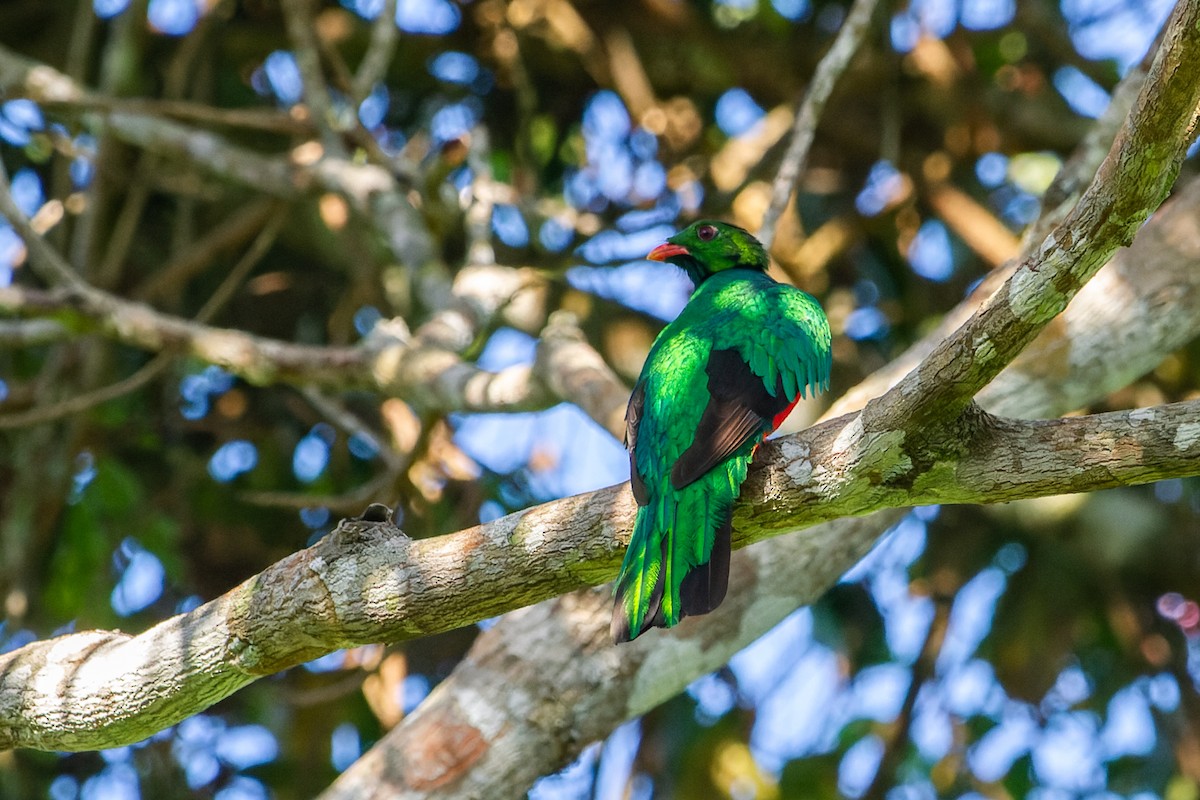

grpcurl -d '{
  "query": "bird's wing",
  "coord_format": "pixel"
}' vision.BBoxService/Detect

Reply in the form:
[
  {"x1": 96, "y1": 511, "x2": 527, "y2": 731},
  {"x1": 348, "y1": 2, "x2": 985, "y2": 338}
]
[
  {"x1": 669, "y1": 347, "x2": 786, "y2": 488},
  {"x1": 670, "y1": 285, "x2": 831, "y2": 489}
]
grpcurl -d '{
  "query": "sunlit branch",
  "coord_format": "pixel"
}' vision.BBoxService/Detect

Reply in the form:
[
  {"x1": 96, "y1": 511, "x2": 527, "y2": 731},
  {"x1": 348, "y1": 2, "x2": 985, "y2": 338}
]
[
  {"x1": 533, "y1": 311, "x2": 629, "y2": 439},
  {"x1": 0, "y1": 203, "x2": 287, "y2": 428},
  {"x1": 0, "y1": 166, "x2": 559, "y2": 414}
]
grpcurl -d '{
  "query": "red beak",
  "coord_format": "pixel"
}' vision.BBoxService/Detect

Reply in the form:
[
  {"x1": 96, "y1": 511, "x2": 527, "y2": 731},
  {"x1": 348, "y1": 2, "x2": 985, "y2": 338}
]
[{"x1": 646, "y1": 242, "x2": 690, "y2": 262}]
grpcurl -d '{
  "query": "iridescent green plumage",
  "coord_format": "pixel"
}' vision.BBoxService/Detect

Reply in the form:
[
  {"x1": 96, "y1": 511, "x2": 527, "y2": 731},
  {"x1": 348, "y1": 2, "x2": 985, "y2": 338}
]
[{"x1": 612, "y1": 221, "x2": 832, "y2": 643}]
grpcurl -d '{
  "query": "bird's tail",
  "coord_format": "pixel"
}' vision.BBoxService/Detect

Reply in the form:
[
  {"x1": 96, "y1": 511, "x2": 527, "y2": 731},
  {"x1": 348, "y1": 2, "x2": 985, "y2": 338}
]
[{"x1": 611, "y1": 482, "x2": 736, "y2": 643}]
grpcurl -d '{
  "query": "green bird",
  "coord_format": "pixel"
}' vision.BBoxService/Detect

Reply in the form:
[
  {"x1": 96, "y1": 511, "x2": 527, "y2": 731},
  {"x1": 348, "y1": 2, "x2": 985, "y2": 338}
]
[{"x1": 612, "y1": 220, "x2": 832, "y2": 643}]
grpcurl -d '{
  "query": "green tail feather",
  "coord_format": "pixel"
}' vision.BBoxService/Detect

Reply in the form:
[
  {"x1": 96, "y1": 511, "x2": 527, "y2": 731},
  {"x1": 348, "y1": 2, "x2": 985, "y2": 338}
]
[{"x1": 611, "y1": 457, "x2": 746, "y2": 643}]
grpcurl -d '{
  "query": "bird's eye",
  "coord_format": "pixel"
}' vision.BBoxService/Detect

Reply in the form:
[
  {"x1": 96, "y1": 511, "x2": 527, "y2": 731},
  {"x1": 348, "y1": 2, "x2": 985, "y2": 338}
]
[{"x1": 697, "y1": 224, "x2": 717, "y2": 241}]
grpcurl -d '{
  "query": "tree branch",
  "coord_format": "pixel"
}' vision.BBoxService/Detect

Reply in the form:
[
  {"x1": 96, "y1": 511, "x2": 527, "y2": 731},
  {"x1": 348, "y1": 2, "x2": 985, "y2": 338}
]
[
  {"x1": 534, "y1": 310, "x2": 630, "y2": 437},
  {"x1": 869, "y1": 0, "x2": 1200, "y2": 433},
  {"x1": 351, "y1": 0, "x2": 399, "y2": 102},
  {"x1": 757, "y1": 0, "x2": 882, "y2": 248},
  {"x1": 5, "y1": 356, "x2": 1200, "y2": 751},
  {"x1": 315, "y1": 270, "x2": 1200, "y2": 798},
  {"x1": 0, "y1": 319, "x2": 68, "y2": 347},
  {"x1": 281, "y1": 0, "x2": 347, "y2": 156},
  {"x1": 316, "y1": 405, "x2": 1200, "y2": 800},
  {"x1": 0, "y1": 203, "x2": 286, "y2": 428},
  {"x1": 0, "y1": 167, "x2": 558, "y2": 414},
  {"x1": 0, "y1": 43, "x2": 435, "y2": 281}
]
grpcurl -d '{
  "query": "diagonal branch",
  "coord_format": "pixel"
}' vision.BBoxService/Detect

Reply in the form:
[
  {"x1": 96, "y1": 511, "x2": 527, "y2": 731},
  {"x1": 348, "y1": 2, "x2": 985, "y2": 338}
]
[
  {"x1": 867, "y1": 0, "x2": 1200, "y2": 434},
  {"x1": 352, "y1": 0, "x2": 400, "y2": 102},
  {"x1": 757, "y1": 0, "x2": 882, "y2": 249},
  {"x1": 280, "y1": 0, "x2": 347, "y2": 156}
]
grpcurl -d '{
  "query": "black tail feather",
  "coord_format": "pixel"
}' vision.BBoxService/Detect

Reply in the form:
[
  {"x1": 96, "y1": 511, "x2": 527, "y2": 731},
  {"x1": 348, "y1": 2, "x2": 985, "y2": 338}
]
[
  {"x1": 610, "y1": 603, "x2": 631, "y2": 644},
  {"x1": 679, "y1": 513, "x2": 732, "y2": 617}
]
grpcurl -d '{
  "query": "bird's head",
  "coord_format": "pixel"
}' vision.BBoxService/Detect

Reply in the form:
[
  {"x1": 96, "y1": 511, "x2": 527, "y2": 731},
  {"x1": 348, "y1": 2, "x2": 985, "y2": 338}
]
[{"x1": 646, "y1": 220, "x2": 768, "y2": 286}]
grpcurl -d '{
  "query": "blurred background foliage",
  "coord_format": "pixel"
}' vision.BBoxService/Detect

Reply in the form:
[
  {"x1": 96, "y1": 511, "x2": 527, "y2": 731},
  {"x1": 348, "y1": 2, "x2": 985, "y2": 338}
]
[{"x1": 1, "y1": 0, "x2": 1199, "y2": 798}]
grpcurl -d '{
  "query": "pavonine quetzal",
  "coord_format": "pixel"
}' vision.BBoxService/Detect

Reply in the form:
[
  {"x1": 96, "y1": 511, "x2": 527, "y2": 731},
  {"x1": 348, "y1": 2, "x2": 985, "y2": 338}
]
[{"x1": 611, "y1": 220, "x2": 832, "y2": 643}]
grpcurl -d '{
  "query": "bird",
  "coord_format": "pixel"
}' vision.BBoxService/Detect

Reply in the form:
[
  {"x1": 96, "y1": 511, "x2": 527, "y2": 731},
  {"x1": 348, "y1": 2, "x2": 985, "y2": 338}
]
[{"x1": 611, "y1": 220, "x2": 832, "y2": 643}]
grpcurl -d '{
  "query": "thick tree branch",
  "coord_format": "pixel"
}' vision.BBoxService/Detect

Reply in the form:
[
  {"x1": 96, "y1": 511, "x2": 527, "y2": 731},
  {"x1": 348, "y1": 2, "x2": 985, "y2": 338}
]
[
  {"x1": 300, "y1": 412, "x2": 1200, "y2": 800},
  {"x1": 868, "y1": 0, "x2": 1200, "y2": 434},
  {"x1": 4, "y1": 366, "x2": 1200, "y2": 750},
  {"x1": 832, "y1": 159, "x2": 1200, "y2": 422},
  {"x1": 318, "y1": 279, "x2": 1200, "y2": 799}
]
